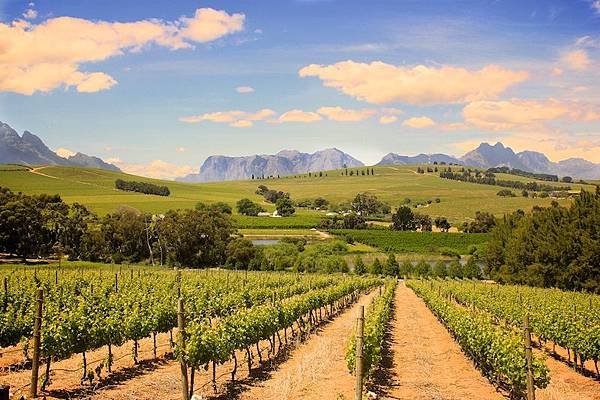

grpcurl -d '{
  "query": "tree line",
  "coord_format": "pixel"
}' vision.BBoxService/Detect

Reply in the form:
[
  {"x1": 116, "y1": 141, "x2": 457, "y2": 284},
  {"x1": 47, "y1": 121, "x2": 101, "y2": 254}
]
[
  {"x1": 439, "y1": 169, "x2": 570, "y2": 192},
  {"x1": 115, "y1": 179, "x2": 170, "y2": 196},
  {"x1": 0, "y1": 186, "x2": 232, "y2": 266},
  {"x1": 485, "y1": 188, "x2": 600, "y2": 292}
]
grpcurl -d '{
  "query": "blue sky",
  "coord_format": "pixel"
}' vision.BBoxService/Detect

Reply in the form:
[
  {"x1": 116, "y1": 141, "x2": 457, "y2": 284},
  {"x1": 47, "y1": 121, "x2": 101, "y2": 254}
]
[{"x1": 1, "y1": 0, "x2": 599, "y2": 178}]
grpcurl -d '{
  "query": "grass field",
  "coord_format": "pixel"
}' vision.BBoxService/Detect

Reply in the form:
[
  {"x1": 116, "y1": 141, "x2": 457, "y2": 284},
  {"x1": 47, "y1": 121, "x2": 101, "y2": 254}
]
[
  {"x1": 0, "y1": 164, "x2": 592, "y2": 226},
  {"x1": 332, "y1": 229, "x2": 490, "y2": 255}
]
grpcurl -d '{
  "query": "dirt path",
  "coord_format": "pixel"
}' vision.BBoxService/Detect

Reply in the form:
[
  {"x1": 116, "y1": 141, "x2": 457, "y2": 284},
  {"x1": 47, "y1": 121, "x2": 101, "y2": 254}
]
[
  {"x1": 383, "y1": 282, "x2": 502, "y2": 400},
  {"x1": 537, "y1": 350, "x2": 600, "y2": 400},
  {"x1": 239, "y1": 290, "x2": 378, "y2": 400}
]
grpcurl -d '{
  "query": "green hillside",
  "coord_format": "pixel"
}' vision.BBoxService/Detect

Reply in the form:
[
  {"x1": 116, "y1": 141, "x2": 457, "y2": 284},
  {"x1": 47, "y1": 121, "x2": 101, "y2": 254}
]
[{"x1": 0, "y1": 164, "x2": 591, "y2": 226}]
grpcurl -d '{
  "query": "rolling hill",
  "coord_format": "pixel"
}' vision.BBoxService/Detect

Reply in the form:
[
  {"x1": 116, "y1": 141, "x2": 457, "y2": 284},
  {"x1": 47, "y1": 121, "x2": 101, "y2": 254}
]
[{"x1": 0, "y1": 164, "x2": 591, "y2": 226}]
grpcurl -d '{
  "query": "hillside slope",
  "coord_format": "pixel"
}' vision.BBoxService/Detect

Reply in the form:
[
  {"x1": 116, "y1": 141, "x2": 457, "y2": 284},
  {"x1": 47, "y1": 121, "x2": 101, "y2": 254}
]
[{"x1": 0, "y1": 164, "x2": 589, "y2": 224}]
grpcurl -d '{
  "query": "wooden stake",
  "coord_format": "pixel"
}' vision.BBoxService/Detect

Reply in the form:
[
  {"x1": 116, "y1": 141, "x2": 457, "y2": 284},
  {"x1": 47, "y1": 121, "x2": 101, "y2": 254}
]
[
  {"x1": 29, "y1": 288, "x2": 43, "y2": 398},
  {"x1": 177, "y1": 298, "x2": 189, "y2": 400},
  {"x1": 523, "y1": 314, "x2": 535, "y2": 400},
  {"x1": 355, "y1": 305, "x2": 364, "y2": 400}
]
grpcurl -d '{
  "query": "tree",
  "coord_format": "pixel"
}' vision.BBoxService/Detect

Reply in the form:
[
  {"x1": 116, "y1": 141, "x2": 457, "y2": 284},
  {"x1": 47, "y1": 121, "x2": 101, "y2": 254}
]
[
  {"x1": 392, "y1": 206, "x2": 414, "y2": 230},
  {"x1": 211, "y1": 202, "x2": 232, "y2": 214},
  {"x1": 159, "y1": 208, "x2": 234, "y2": 267},
  {"x1": 225, "y1": 238, "x2": 256, "y2": 270},
  {"x1": 313, "y1": 197, "x2": 329, "y2": 209},
  {"x1": 370, "y1": 258, "x2": 383, "y2": 275},
  {"x1": 383, "y1": 253, "x2": 399, "y2": 276},
  {"x1": 414, "y1": 260, "x2": 431, "y2": 276},
  {"x1": 561, "y1": 176, "x2": 573, "y2": 183},
  {"x1": 351, "y1": 193, "x2": 386, "y2": 215},
  {"x1": 447, "y1": 260, "x2": 463, "y2": 278},
  {"x1": 275, "y1": 197, "x2": 295, "y2": 217},
  {"x1": 413, "y1": 213, "x2": 432, "y2": 231},
  {"x1": 236, "y1": 198, "x2": 264, "y2": 216},
  {"x1": 399, "y1": 260, "x2": 413, "y2": 277},
  {"x1": 354, "y1": 256, "x2": 366, "y2": 275},
  {"x1": 432, "y1": 260, "x2": 448, "y2": 277},
  {"x1": 434, "y1": 216, "x2": 451, "y2": 232},
  {"x1": 462, "y1": 256, "x2": 481, "y2": 279},
  {"x1": 462, "y1": 211, "x2": 496, "y2": 233}
]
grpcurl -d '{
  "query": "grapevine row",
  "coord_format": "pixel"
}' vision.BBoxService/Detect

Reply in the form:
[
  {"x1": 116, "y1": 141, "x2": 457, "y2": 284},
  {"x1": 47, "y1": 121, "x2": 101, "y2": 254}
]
[
  {"x1": 407, "y1": 280, "x2": 550, "y2": 398},
  {"x1": 345, "y1": 279, "x2": 396, "y2": 378}
]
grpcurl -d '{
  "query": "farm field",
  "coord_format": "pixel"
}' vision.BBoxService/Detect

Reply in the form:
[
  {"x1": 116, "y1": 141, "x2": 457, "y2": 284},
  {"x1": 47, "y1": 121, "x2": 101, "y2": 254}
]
[
  {"x1": 1, "y1": 264, "x2": 598, "y2": 400},
  {"x1": 332, "y1": 229, "x2": 490, "y2": 255},
  {"x1": 0, "y1": 164, "x2": 589, "y2": 226}
]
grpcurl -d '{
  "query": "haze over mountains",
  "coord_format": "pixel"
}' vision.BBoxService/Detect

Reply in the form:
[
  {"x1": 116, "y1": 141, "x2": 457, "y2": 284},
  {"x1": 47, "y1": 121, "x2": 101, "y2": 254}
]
[
  {"x1": 1, "y1": 121, "x2": 599, "y2": 180},
  {"x1": 0, "y1": 121, "x2": 120, "y2": 172}
]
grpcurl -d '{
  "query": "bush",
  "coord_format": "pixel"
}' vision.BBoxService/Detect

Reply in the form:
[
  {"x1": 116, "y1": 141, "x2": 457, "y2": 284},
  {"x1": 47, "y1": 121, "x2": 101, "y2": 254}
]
[{"x1": 497, "y1": 189, "x2": 516, "y2": 197}]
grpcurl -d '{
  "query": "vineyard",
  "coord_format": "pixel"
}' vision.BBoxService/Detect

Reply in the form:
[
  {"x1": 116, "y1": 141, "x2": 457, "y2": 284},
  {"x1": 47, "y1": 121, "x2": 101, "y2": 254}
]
[
  {"x1": 407, "y1": 279, "x2": 600, "y2": 398},
  {"x1": 0, "y1": 264, "x2": 381, "y2": 399},
  {"x1": 1, "y1": 265, "x2": 599, "y2": 400}
]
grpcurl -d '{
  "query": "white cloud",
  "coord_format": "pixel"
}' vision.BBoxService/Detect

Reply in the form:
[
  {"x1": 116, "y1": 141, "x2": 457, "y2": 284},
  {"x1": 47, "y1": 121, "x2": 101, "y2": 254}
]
[
  {"x1": 592, "y1": 1, "x2": 600, "y2": 14},
  {"x1": 316, "y1": 106, "x2": 377, "y2": 121},
  {"x1": 0, "y1": 8, "x2": 245, "y2": 95},
  {"x1": 23, "y1": 9, "x2": 37, "y2": 20},
  {"x1": 111, "y1": 159, "x2": 195, "y2": 180},
  {"x1": 551, "y1": 67, "x2": 563, "y2": 76},
  {"x1": 230, "y1": 120, "x2": 254, "y2": 128},
  {"x1": 561, "y1": 49, "x2": 591, "y2": 70},
  {"x1": 179, "y1": 108, "x2": 275, "y2": 127},
  {"x1": 55, "y1": 147, "x2": 75, "y2": 158},
  {"x1": 463, "y1": 98, "x2": 600, "y2": 131},
  {"x1": 175, "y1": 147, "x2": 186, "y2": 153},
  {"x1": 273, "y1": 109, "x2": 322, "y2": 123},
  {"x1": 299, "y1": 60, "x2": 528, "y2": 105},
  {"x1": 235, "y1": 86, "x2": 255, "y2": 93},
  {"x1": 402, "y1": 116, "x2": 436, "y2": 128},
  {"x1": 378, "y1": 115, "x2": 398, "y2": 124}
]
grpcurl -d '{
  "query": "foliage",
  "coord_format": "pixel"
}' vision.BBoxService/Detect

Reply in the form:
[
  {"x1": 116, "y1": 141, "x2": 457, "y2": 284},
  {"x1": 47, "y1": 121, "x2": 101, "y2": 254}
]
[
  {"x1": 275, "y1": 197, "x2": 295, "y2": 217},
  {"x1": 408, "y1": 280, "x2": 550, "y2": 397},
  {"x1": 236, "y1": 198, "x2": 265, "y2": 216},
  {"x1": 462, "y1": 211, "x2": 496, "y2": 233},
  {"x1": 485, "y1": 190, "x2": 600, "y2": 292},
  {"x1": 115, "y1": 179, "x2": 170, "y2": 196},
  {"x1": 332, "y1": 229, "x2": 489, "y2": 255},
  {"x1": 346, "y1": 280, "x2": 396, "y2": 378}
]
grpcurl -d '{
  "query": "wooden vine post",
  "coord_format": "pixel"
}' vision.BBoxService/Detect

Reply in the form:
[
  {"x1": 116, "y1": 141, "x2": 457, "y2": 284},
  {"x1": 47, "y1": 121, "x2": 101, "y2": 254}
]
[
  {"x1": 177, "y1": 298, "x2": 189, "y2": 400},
  {"x1": 523, "y1": 314, "x2": 535, "y2": 400},
  {"x1": 354, "y1": 305, "x2": 364, "y2": 400},
  {"x1": 29, "y1": 288, "x2": 44, "y2": 398}
]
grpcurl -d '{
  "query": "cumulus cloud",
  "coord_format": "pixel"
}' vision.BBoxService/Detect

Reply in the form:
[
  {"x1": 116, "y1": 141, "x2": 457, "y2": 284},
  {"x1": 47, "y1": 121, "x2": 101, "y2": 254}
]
[
  {"x1": 402, "y1": 116, "x2": 436, "y2": 128},
  {"x1": 236, "y1": 86, "x2": 255, "y2": 93},
  {"x1": 299, "y1": 60, "x2": 528, "y2": 105},
  {"x1": 0, "y1": 8, "x2": 245, "y2": 95},
  {"x1": 55, "y1": 147, "x2": 75, "y2": 158},
  {"x1": 273, "y1": 109, "x2": 322, "y2": 123},
  {"x1": 378, "y1": 115, "x2": 398, "y2": 124},
  {"x1": 592, "y1": 1, "x2": 600, "y2": 14},
  {"x1": 316, "y1": 106, "x2": 377, "y2": 121},
  {"x1": 561, "y1": 49, "x2": 591, "y2": 70},
  {"x1": 23, "y1": 9, "x2": 37, "y2": 20},
  {"x1": 179, "y1": 108, "x2": 275, "y2": 127},
  {"x1": 110, "y1": 159, "x2": 195, "y2": 180},
  {"x1": 463, "y1": 98, "x2": 600, "y2": 131}
]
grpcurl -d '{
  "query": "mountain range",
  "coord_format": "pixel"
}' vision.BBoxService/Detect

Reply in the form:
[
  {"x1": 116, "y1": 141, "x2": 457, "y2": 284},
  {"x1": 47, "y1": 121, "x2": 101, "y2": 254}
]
[
  {"x1": 1, "y1": 120, "x2": 599, "y2": 180},
  {"x1": 178, "y1": 149, "x2": 364, "y2": 182},
  {"x1": 0, "y1": 121, "x2": 120, "y2": 172}
]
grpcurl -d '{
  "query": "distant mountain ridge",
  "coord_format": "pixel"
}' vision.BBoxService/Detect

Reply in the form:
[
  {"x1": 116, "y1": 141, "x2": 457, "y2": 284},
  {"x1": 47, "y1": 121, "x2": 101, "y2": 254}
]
[
  {"x1": 0, "y1": 121, "x2": 120, "y2": 172},
  {"x1": 378, "y1": 142, "x2": 600, "y2": 180},
  {"x1": 179, "y1": 148, "x2": 364, "y2": 182}
]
